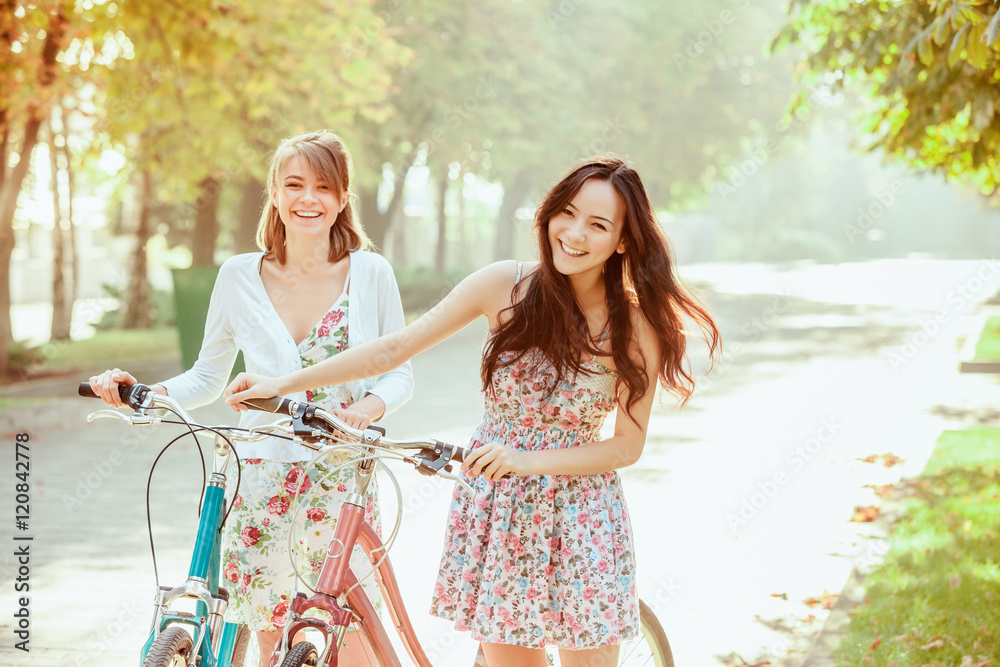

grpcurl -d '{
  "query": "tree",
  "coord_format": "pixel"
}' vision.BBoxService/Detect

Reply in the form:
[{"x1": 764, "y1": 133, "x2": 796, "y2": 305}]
[
  {"x1": 780, "y1": 0, "x2": 1000, "y2": 194},
  {"x1": 0, "y1": 1, "x2": 73, "y2": 374}
]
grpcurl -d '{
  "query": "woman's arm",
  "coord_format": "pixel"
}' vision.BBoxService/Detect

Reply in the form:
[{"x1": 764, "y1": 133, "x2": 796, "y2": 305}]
[
  {"x1": 225, "y1": 261, "x2": 518, "y2": 408},
  {"x1": 463, "y1": 317, "x2": 663, "y2": 480}
]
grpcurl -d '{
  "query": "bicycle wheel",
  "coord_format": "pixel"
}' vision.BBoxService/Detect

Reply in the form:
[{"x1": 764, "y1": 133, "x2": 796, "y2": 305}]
[
  {"x1": 617, "y1": 600, "x2": 674, "y2": 667},
  {"x1": 228, "y1": 624, "x2": 252, "y2": 667},
  {"x1": 279, "y1": 641, "x2": 320, "y2": 667},
  {"x1": 143, "y1": 626, "x2": 195, "y2": 667}
]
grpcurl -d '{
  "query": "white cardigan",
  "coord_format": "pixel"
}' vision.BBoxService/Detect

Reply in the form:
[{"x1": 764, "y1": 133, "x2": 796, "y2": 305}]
[{"x1": 160, "y1": 251, "x2": 414, "y2": 461}]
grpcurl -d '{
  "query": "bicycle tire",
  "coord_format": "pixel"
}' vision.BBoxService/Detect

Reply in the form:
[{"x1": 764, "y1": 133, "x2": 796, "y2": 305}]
[
  {"x1": 143, "y1": 626, "x2": 194, "y2": 667},
  {"x1": 617, "y1": 599, "x2": 674, "y2": 667},
  {"x1": 278, "y1": 641, "x2": 320, "y2": 667},
  {"x1": 228, "y1": 624, "x2": 252, "y2": 667}
]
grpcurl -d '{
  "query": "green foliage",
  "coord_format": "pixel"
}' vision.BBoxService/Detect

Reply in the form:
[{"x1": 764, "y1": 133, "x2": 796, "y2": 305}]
[
  {"x1": 755, "y1": 228, "x2": 844, "y2": 263},
  {"x1": 4, "y1": 340, "x2": 45, "y2": 379},
  {"x1": 394, "y1": 265, "x2": 475, "y2": 313},
  {"x1": 835, "y1": 428, "x2": 1000, "y2": 666},
  {"x1": 27, "y1": 328, "x2": 179, "y2": 375},
  {"x1": 94, "y1": 282, "x2": 175, "y2": 330},
  {"x1": 783, "y1": 0, "x2": 1000, "y2": 195},
  {"x1": 973, "y1": 316, "x2": 1000, "y2": 360}
]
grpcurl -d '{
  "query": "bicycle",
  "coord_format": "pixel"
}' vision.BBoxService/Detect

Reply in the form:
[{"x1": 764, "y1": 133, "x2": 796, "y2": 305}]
[
  {"x1": 228, "y1": 396, "x2": 675, "y2": 667},
  {"x1": 79, "y1": 381, "x2": 262, "y2": 667}
]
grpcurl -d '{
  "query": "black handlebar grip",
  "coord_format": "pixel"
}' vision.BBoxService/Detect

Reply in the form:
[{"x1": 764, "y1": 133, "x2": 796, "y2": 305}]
[
  {"x1": 241, "y1": 396, "x2": 294, "y2": 415},
  {"x1": 78, "y1": 382, "x2": 135, "y2": 403},
  {"x1": 78, "y1": 381, "x2": 151, "y2": 409}
]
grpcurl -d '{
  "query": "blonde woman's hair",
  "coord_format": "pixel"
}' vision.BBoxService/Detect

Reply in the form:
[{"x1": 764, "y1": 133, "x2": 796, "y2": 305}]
[{"x1": 256, "y1": 130, "x2": 372, "y2": 263}]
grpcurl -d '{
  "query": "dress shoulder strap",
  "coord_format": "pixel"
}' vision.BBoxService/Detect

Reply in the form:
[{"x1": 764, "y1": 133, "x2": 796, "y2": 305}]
[{"x1": 515, "y1": 261, "x2": 523, "y2": 285}]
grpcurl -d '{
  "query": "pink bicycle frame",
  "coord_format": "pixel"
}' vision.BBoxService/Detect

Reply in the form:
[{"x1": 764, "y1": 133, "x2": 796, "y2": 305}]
[{"x1": 272, "y1": 498, "x2": 435, "y2": 667}]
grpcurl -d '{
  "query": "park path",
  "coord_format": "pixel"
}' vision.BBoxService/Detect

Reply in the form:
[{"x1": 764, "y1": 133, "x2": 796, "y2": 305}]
[{"x1": 1, "y1": 258, "x2": 998, "y2": 667}]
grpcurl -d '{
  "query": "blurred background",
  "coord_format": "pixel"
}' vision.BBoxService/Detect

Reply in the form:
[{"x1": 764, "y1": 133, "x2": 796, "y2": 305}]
[
  {"x1": 5, "y1": 3, "x2": 1000, "y2": 666},
  {"x1": 4, "y1": 0, "x2": 1000, "y2": 375}
]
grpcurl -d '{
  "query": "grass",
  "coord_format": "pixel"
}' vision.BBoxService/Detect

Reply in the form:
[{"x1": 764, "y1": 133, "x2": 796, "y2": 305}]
[
  {"x1": 835, "y1": 428, "x2": 1000, "y2": 666},
  {"x1": 972, "y1": 316, "x2": 1000, "y2": 361},
  {"x1": 4, "y1": 328, "x2": 179, "y2": 384},
  {"x1": 0, "y1": 397, "x2": 51, "y2": 410}
]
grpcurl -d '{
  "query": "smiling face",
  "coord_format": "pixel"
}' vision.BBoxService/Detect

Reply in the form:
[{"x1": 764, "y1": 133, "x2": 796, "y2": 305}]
[
  {"x1": 270, "y1": 154, "x2": 348, "y2": 241},
  {"x1": 547, "y1": 178, "x2": 627, "y2": 281}
]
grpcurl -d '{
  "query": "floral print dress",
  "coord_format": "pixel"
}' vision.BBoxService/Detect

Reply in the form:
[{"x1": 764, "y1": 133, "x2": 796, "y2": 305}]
[
  {"x1": 429, "y1": 345, "x2": 640, "y2": 649},
  {"x1": 222, "y1": 285, "x2": 382, "y2": 631}
]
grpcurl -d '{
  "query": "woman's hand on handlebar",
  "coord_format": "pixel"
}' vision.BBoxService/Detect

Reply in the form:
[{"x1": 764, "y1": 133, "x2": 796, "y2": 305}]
[
  {"x1": 88, "y1": 369, "x2": 138, "y2": 408},
  {"x1": 332, "y1": 407, "x2": 371, "y2": 431},
  {"x1": 462, "y1": 441, "x2": 526, "y2": 482},
  {"x1": 225, "y1": 372, "x2": 283, "y2": 412}
]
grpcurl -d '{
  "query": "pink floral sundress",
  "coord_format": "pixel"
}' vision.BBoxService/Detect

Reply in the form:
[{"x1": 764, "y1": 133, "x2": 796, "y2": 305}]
[
  {"x1": 222, "y1": 287, "x2": 382, "y2": 631},
  {"x1": 429, "y1": 342, "x2": 640, "y2": 648}
]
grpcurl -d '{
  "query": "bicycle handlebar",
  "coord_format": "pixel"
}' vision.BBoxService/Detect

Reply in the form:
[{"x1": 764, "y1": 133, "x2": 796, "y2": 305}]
[{"x1": 78, "y1": 381, "x2": 480, "y2": 478}]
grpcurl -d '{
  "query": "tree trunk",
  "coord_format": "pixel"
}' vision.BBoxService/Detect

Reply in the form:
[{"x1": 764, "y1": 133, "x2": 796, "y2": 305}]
[
  {"x1": 48, "y1": 123, "x2": 70, "y2": 340},
  {"x1": 235, "y1": 177, "x2": 264, "y2": 253},
  {"x1": 191, "y1": 176, "x2": 221, "y2": 267},
  {"x1": 124, "y1": 170, "x2": 153, "y2": 329},
  {"x1": 59, "y1": 110, "x2": 78, "y2": 308},
  {"x1": 434, "y1": 163, "x2": 449, "y2": 278},
  {"x1": 457, "y1": 178, "x2": 468, "y2": 266},
  {"x1": 357, "y1": 150, "x2": 416, "y2": 252},
  {"x1": 0, "y1": 6, "x2": 67, "y2": 373},
  {"x1": 494, "y1": 169, "x2": 532, "y2": 261}
]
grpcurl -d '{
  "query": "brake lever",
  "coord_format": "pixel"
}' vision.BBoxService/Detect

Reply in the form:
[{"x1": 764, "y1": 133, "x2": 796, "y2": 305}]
[
  {"x1": 436, "y1": 468, "x2": 474, "y2": 495},
  {"x1": 86, "y1": 409, "x2": 160, "y2": 426},
  {"x1": 247, "y1": 421, "x2": 294, "y2": 437}
]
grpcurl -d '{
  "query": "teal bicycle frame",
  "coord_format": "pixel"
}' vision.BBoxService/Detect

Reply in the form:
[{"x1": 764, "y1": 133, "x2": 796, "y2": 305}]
[{"x1": 141, "y1": 432, "x2": 244, "y2": 667}]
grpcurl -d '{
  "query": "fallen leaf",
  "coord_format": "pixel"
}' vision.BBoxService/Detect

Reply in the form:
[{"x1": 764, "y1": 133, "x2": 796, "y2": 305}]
[
  {"x1": 869, "y1": 636, "x2": 882, "y2": 650},
  {"x1": 770, "y1": 592, "x2": 788, "y2": 600},
  {"x1": 920, "y1": 636, "x2": 945, "y2": 650},
  {"x1": 881, "y1": 453, "x2": 904, "y2": 467},
  {"x1": 803, "y1": 590, "x2": 838, "y2": 610},
  {"x1": 863, "y1": 483, "x2": 894, "y2": 499},
  {"x1": 851, "y1": 505, "x2": 880, "y2": 522}
]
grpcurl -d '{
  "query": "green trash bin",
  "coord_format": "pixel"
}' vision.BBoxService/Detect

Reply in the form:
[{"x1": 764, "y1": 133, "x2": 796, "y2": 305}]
[{"x1": 171, "y1": 267, "x2": 245, "y2": 376}]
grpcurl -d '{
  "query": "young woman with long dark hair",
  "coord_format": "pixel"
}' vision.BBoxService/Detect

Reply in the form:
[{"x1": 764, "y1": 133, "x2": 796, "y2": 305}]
[{"x1": 224, "y1": 155, "x2": 719, "y2": 667}]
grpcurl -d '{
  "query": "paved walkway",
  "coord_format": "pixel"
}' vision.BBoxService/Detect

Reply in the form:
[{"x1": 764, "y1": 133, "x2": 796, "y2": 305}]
[{"x1": 1, "y1": 258, "x2": 998, "y2": 667}]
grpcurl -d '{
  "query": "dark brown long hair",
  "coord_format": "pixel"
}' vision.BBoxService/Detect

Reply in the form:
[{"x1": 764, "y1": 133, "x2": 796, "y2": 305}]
[
  {"x1": 482, "y1": 156, "x2": 720, "y2": 420},
  {"x1": 256, "y1": 130, "x2": 372, "y2": 264}
]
